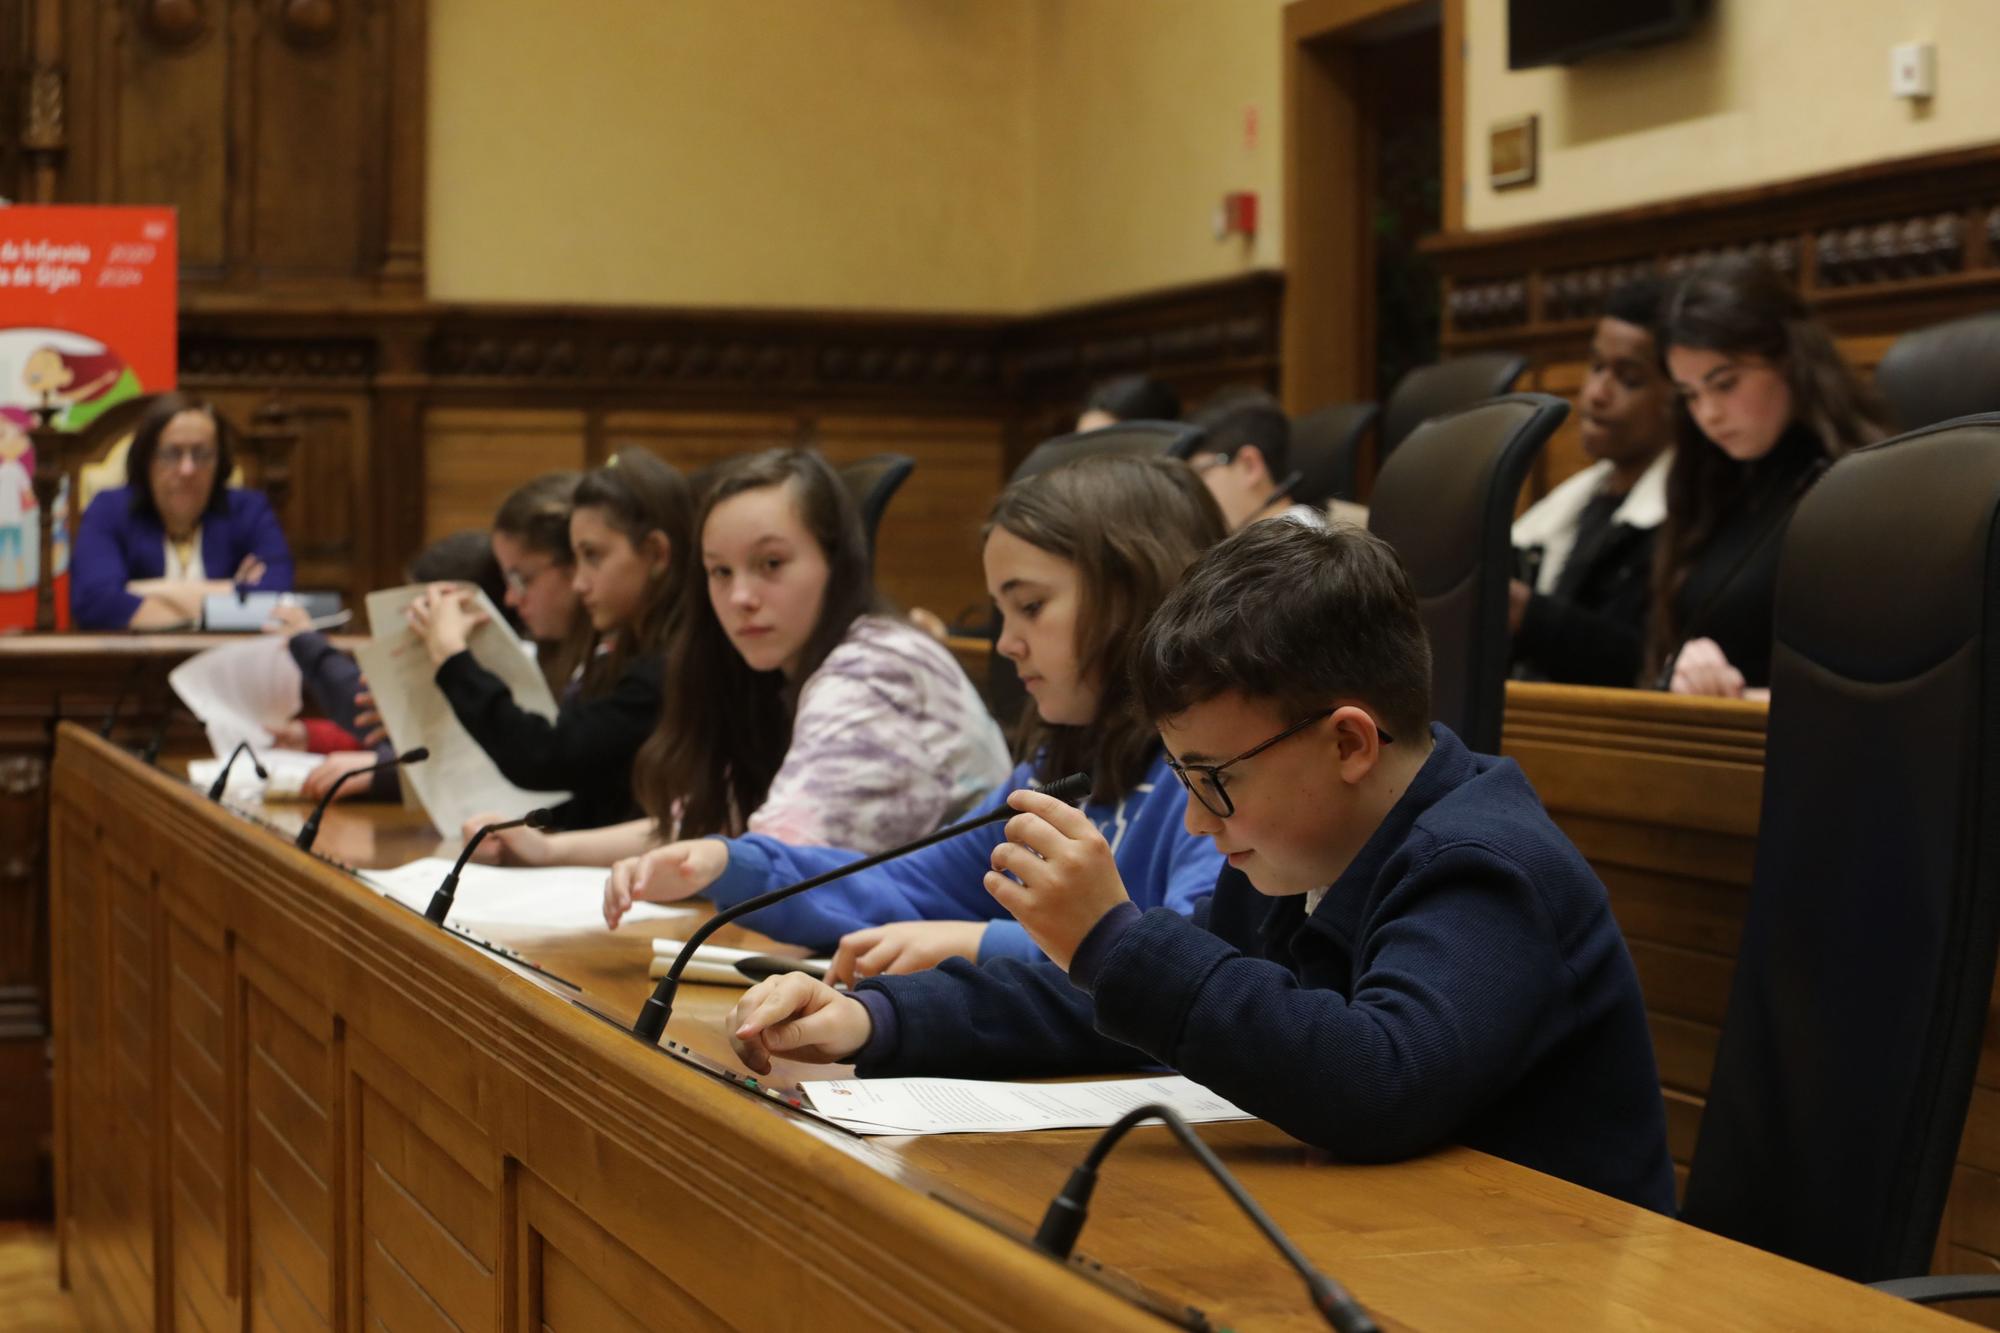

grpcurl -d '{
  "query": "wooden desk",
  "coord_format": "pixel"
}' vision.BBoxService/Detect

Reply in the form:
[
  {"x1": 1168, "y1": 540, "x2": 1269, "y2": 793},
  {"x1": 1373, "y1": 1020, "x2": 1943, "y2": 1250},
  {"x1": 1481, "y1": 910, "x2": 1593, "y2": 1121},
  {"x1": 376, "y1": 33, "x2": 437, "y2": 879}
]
[
  {"x1": 0, "y1": 633, "x2": 221, "y2": 1216},
  {"x1": 47, "y1": 725, "x2": 1958, "y2": 1330}
]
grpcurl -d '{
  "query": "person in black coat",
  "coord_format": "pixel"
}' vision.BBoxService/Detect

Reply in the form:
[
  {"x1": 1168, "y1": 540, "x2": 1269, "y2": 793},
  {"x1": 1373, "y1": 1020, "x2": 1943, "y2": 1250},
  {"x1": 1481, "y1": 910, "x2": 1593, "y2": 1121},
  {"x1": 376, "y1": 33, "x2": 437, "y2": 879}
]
[
  {"x1": 718, "y1": 522, "x2": 1676, "y2": 1212},
  {"x1": 1650, "y1": 258, "x2": 1890, "y2": 696},
  {"x1": 1509, "y1": 280, "x2": 1676, "y2": 687},
  {"x1": 406, "y1": 449, "x2": 694, "y2": 831}
]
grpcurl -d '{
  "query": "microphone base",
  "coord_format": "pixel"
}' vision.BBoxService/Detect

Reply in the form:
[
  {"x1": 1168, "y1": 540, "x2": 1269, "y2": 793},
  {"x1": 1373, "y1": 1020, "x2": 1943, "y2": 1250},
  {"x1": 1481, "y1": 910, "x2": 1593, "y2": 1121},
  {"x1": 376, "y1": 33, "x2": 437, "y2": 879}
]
[
  {"x1": 632, "y1": 980, "x2": 679, "y2": 1044},
  {"x1": 423, "y1": 881, "x2": 456, "y2": 926}
]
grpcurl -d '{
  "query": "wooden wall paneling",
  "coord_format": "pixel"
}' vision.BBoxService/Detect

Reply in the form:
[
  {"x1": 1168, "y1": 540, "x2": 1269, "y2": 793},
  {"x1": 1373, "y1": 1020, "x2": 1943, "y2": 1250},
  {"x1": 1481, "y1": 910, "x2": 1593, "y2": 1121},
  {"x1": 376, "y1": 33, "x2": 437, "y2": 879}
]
[
  {"x1": 597, "y1": 408, "x2": 802, "y2": 473},
  {"x1": 163, "y1": 907, "x2": 237, "y2": 1333},
  {"x1": 808, "y1": 413, "x2": 1006, "y2": 621},
  {"x1": 423, "y1": 407, "x2": 589, "y2": 547},
  {"x1": 1427, "y1": 143, "x2": 2000, "y2": 367},
  {"x1": 1500, "y1": 683, "x2": 1764, "y2": 1195},
  {"x1": 517, "y1": 1170, "x2": 730, "y2": 1333},
  {"x1": 236, "y1": 943, "x2": 343, "y2": 1332}
]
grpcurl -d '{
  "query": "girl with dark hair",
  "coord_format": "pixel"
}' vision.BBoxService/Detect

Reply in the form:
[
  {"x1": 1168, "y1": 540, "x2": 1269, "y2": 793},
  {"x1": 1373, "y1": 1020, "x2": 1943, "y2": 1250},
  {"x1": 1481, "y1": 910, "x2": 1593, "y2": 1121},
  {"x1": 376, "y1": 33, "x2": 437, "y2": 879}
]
[
  {"x1": 1649, "y1": 257, "x2": 1889, "y2": 696},
  {"x1": 71, "y1": 391, "x2": 293, "y2": 629},
  {"x1": 1077, "y1": 373, "x2": 1180, "y2": 431},
  {"x1": 595, "y1": 454, "x2": 1228, "y2": 983},
  {"x1": 482, "y1": 446, "x2": 1009, "y2": 869},
  {"x1": 414, "y1": 449, "x2": 690, "y2": 831},
  {"x1": 489, "y1": 470, "x2": 590, "y2": 694}
]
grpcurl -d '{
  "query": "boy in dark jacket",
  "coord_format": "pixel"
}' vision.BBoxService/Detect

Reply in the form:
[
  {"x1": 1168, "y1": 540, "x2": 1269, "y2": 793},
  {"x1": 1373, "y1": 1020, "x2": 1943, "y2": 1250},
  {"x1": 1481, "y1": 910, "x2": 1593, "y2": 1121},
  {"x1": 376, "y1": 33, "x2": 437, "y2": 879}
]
[{"x1": 728, "y1": 521, "x2": 1676, "y2": 1213}]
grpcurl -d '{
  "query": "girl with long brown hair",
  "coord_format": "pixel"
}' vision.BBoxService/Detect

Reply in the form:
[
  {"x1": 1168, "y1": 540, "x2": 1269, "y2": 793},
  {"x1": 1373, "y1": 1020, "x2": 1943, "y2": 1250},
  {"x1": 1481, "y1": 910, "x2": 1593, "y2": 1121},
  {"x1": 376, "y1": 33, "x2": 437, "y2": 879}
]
[
  {"x1": 482, "y1": 446, "x2": 1009, "y2": 869},
  {"x1": 411, "y1": 448, "x2": 691, "y2": 830},
  {"x1": 1649, "y1": 257, "x2": 1888, "y2": 695},
  {"x1": 597, "y1": 453, "x2": 1229, "y2": 982}
]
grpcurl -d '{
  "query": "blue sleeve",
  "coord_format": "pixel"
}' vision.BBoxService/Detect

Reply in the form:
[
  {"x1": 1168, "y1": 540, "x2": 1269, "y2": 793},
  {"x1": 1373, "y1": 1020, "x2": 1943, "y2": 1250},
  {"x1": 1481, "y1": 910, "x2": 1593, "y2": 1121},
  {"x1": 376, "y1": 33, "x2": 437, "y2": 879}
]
[
  {"x1": 70, "y1": 494, "x2": 140, "y2": 629},
  {"x1": 237, "y1": 491, "x2": 293, "y2": 590},
  {"x1": 855, "y1": 956, "x2": 1148, "y2": 1079},
  {"x1": 703, "y1": 777, "x2": 1020, "y2": 952}
]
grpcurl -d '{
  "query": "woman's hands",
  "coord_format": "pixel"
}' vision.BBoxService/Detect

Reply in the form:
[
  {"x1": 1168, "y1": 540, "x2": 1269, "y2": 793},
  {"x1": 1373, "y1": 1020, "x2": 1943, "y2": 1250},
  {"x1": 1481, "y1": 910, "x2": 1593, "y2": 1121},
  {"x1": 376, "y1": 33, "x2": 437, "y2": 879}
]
[{"x1": 1668, "y1": 637, "x2": 1747, "y2": 699}]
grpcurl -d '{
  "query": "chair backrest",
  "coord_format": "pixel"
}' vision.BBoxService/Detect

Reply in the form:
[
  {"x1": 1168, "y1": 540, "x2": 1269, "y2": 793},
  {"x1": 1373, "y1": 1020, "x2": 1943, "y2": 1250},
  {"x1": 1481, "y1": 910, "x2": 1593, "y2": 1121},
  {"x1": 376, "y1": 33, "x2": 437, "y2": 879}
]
[
  {"x1": 1289, "y1": 401, "x2": 1379, "y2": 507},
  {"x1": 1366, "y1": 393, "x2": 1568, "y2": 753},
  {"x1": 1379, "y1": 353, "x2": 1528, "y2": 462},
  {"x1": 1681, "y1": 412, "x2": 2000, "y2": 1282},
  {"x1": 1008, "y1": 419, "x2": 1208, "y2": 485},
  {"x1": 836, "y1": 453, "x2": 916, "y2": 559},
  {"x1": 1875, "y1": 311, "x2": 2000, "y2": 433}
]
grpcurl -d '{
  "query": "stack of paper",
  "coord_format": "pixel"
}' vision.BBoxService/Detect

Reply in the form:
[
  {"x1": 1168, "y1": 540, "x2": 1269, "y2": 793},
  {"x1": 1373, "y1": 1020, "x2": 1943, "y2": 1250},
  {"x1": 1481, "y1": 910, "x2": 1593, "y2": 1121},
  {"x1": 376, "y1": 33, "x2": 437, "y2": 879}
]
[
  {"x1": 648, "y1": 938, "x2": 833, "y2": 987},
  {"x1": 798, "y1": 1074, "x2": 1253, "y2": 1136},
  {"x1": 168, "y1": 634, "x2": 305, "y2": 755},
  {"x1": 352, "y1": 584, "x2": 571, "y2": 834},
  {"x1": 359, "y1": 858, "x2": 695, "y2": 933}
]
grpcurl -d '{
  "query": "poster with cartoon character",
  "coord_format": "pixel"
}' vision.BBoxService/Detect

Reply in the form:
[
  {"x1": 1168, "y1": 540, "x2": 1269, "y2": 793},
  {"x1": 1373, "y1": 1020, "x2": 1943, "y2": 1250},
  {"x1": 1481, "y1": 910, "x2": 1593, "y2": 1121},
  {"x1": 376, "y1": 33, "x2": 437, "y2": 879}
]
[{"x1": 0, "y1": 206, "x2": 176, "y2": 630}]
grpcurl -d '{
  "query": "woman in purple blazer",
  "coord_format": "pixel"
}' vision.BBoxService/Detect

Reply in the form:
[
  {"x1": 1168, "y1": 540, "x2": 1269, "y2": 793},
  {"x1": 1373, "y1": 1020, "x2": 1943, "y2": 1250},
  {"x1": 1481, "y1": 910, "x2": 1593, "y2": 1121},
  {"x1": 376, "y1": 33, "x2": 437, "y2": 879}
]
[{"x1": 70, "y1": 392, "x2": 294, "y2": 630}]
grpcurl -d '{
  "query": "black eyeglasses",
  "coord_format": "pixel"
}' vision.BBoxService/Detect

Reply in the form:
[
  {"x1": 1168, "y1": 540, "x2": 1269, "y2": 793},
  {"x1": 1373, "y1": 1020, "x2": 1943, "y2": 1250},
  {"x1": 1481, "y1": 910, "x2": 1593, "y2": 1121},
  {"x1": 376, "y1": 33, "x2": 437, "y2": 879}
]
[{"x1": 1164, "y1": 709, "x2": 1394, "y2": 818}]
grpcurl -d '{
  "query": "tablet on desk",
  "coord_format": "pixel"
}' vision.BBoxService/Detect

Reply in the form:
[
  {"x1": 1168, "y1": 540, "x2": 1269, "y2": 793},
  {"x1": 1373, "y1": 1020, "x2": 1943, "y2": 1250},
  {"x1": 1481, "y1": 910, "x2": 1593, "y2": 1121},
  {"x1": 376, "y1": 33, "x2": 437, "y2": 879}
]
[{"x1": 200, "y1": 590, "x2": 345, "y2": 631}]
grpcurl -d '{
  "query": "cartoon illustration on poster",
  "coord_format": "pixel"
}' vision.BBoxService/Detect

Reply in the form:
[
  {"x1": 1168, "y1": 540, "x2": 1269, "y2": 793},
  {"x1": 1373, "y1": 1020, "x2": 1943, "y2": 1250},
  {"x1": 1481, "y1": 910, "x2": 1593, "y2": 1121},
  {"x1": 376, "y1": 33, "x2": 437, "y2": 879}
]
[{"x1": 0, "y1": 206, "x2": 176, "y2": 630}]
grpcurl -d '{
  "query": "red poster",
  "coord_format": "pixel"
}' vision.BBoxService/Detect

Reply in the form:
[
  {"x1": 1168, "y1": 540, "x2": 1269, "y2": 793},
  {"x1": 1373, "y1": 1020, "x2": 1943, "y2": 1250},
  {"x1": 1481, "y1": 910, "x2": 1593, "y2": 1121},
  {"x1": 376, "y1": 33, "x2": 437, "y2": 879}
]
[{"x1": 0, "y1": 205, "x2": 177, "y2": 630}]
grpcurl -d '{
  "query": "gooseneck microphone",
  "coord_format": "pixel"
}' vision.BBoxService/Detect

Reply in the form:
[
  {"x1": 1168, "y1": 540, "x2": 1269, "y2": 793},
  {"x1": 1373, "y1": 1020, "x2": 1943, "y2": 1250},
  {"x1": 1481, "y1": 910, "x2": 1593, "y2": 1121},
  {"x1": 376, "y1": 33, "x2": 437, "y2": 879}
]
[
  {"x1": 206, "y1": 741, "x2": 269, "y2": 801},
  {"x1": 1033, "y1": 1104, "x2": 1378, "y2": 1333},
  {"x1": 1261, "y1": 469, "x2": 1307, "y2": 512},
  {"x1": 98, "y1": 663, "x2": 146, "y2": 740},
  {"x1": 294, "y1": 747, "x2": 429, "y2": 851},
  {"x1": 427, "y1": 808, "x2": 555, "y2": 925},
  {"x1": 632, "y1": 771, "x2": 1092, "y2": 1043},
  {"x1": 140, "y1": 700, "x2": 183, "y2": 766}
]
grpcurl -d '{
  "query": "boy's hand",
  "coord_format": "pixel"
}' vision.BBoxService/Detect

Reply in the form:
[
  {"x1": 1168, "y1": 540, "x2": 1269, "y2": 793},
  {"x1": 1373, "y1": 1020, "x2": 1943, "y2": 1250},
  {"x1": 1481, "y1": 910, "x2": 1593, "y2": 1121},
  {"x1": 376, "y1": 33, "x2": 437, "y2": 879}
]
[
  {"x1": 727, "y1": 973, "x2": 872, "y2": 1074},
  {"x1": 604, "y1": 839, "x2": 729, "y2": 928},
  {"x1": 460, "y1": 810, "x2": 551, "y2": 866},
  {"x1": 983, "y1": 789, "x2": 1130, "y2": 970},
  {"x1": 828, "y1": 920, "x2": 986, "y2": 986}
]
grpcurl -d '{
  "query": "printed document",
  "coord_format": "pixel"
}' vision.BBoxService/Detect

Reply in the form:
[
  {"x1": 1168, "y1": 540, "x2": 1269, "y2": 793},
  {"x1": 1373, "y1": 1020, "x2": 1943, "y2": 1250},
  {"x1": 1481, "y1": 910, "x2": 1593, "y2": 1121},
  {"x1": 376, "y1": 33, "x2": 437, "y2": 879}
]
[
  {"x1": 799, "y1": 1074, "x2": 1253, "y2": 1136},
  {"x1": 360, "y1": 858, "x2": 694, "y2": 933}
]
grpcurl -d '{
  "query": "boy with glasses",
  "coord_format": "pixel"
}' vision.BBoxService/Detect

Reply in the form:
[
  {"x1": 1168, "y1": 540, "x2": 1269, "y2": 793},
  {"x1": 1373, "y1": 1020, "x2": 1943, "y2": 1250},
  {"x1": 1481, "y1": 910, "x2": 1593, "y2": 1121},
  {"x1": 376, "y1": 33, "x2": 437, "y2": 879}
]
[{"x1": 727, "y1": 521, "x2": 1675, "y2": 1212}]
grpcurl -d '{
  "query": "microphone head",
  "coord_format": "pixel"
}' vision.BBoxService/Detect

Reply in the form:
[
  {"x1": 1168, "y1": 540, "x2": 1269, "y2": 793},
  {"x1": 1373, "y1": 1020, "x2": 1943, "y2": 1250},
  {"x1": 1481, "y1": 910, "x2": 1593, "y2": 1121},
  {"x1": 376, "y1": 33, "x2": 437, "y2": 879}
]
[
  {"x1": 1034, "y1": 771, "x2": 1091, "y2": 803},
  {"x1": 251, "y1": 758, "x2": 269, "y2": 780},
  {"x1": 398, "y1": 747, "x2": 431, "y2": 764},
  {"x1": 522, "y1": 807, "x2": 555, "y2": 830}
]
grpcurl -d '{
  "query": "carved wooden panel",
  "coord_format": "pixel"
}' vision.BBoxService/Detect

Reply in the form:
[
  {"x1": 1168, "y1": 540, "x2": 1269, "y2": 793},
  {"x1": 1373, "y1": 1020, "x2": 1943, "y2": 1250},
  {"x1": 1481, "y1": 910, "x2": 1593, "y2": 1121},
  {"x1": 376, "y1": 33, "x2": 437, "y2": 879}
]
[
  {"x1": 239, "y1": 948, "x2": 340, "y2": 1332},
  {"x1": 423, "y1": 407, "x2": 589, "y2": 546},
  {"x1": 1428, "y1": 145, "x2": 2000, "y2": 366},
  {"x1": 518, "y1": 1171, "x2": 730, "y2": 1333},
  {"x1": 165, "y1": 910, "x2": 235, "y2": 1333},
  {"x1": 57, "y1": 0, "x2": 424, "y2": 292},
  {"x1": 348, "y1": 1032, "x2": 504, "y2": 1333}
]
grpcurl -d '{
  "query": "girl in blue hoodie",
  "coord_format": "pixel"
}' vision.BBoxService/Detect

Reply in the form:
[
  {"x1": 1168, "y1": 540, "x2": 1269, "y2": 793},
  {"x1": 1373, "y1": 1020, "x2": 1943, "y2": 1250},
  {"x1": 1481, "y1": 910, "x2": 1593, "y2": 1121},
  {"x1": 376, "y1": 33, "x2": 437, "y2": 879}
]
[{"x1": 602, "y1": 453, "x2": 1228, "y2": 979}]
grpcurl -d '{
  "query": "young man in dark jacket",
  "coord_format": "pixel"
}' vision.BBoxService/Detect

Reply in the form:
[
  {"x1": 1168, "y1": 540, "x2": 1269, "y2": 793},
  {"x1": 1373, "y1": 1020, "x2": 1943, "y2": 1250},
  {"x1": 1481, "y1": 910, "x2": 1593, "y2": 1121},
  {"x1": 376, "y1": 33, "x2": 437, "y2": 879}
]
[
  {"x1": 727, "y1": 521, "x2": 1676, "y2": 1213},
  {"x1": 1509, "y1": 278, "x2": 1676, "y2": 686}
]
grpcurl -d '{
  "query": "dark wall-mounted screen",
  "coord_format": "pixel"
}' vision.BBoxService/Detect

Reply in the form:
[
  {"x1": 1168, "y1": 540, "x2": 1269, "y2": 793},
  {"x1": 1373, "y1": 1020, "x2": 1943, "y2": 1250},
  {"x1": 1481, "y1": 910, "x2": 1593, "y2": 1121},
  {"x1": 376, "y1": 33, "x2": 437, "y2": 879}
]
[{"x1": 1508, "y1": 0, "x2": 1702, "y2": 70}]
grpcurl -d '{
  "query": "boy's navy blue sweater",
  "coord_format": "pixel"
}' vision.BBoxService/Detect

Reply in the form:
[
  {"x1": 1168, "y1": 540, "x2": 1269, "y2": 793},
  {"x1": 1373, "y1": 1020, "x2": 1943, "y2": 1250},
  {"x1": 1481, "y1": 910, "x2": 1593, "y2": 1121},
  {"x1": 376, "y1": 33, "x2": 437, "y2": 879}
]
[{"x1": 853, "y1": 725, "x2": 1677, "y2": 1213}]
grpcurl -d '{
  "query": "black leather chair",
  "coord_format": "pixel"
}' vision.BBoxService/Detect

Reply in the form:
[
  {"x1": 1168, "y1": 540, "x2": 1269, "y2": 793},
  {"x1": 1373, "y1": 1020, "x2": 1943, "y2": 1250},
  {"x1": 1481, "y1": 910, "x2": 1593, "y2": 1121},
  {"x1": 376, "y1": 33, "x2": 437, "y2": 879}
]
[
  {"x1": 1379, "y1": 353, "x2": 1528, "y2": 461},
  {"x1": 1875, "y1": 311, "x2": 2000, "y2": 433},
  {"x1": 836, "y1": 453, "x2": 915, "y2": 558},
  {"x1": 1681, "y1": 413, "x2": 2000, "y2": 1294},
  {"x1": 1009, "y1": 419, "x2": 1208, "y2": 484},
  {"x1": 1289, "y1": 401, "x2": 1379, "y2": 507},
  {"x1": 1366, "y1": 393, "x2": 1568, "y2": 754}
]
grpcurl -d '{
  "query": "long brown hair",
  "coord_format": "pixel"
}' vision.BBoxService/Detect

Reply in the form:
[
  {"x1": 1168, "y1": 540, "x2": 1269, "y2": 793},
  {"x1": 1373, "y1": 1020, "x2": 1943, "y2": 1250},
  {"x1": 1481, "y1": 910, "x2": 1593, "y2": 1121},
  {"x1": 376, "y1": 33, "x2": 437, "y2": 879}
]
[
  {"x1": 493, "y1": 470, "x2": 591, "y2": 692},
  {"x1": 636, "y1": 448, "x2": 890, "y2": 837},
  {"x1": 1645, "y1": 258, "x2": 1889, "y2": 674},
  {"x1": 989, "y1": 454, "x2": 1227, "y2": 803},
  {"x1": 570, "y1": 449, "x2": 694, "y2": 698}
]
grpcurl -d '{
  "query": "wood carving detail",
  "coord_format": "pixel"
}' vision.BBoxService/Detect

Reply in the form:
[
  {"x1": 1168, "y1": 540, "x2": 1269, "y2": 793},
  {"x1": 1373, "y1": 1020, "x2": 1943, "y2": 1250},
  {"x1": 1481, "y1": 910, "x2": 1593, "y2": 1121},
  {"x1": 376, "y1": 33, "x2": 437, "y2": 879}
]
[
  {"x1": 181, "y1": 337, "x2": 377, "y2": 381},
  {"x1": 279, "y1": 0, "x2": 341, "y2": 47},
  {"x1": 21, "y1": 67, "x2": 65, "y2": 152},
  {"x1": 140, "y1": 0, "x2": 208, "y2": 46}
]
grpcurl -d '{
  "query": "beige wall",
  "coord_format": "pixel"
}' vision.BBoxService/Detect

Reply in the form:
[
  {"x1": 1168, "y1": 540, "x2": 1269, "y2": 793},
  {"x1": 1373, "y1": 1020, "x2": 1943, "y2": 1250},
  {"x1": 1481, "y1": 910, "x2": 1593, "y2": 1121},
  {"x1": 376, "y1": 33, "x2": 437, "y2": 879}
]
[
  {"x1": 428, "y1": 0, "x2": 1286, "y2": 313},
  {"x1": 1465, "y1": 0, "x2": 2000, "y2": 231},
  {"x1": 428, "y1": 0, "x2": 1034, "y2": 311},
  {"x1": 1024, "y1": 0, "x2": 1288, "y2": 308}
]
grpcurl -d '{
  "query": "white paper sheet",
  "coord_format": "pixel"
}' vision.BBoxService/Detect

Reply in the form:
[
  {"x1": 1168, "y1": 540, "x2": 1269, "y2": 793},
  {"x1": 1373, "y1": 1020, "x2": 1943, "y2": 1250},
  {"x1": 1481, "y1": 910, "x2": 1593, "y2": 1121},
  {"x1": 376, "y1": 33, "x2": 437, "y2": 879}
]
[
  {"x1": 187, "y1": 747, "x2": 325, "y2": 800},
  {"x1": 353, "y1": 583, "x2": 571, "y2": 835},
  {"x1": 799, "y1": 1074, "x2": 1254, "y2": 1136},
  {"x1": 358, "y1": 858, "x2": 693, "y2": 933},
  {"x1": 647, "y1": 938, "x2": 832, "y2": 988},
  {"x1": 167, "y1": 635, "x2": 305, "y2": 755}
]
